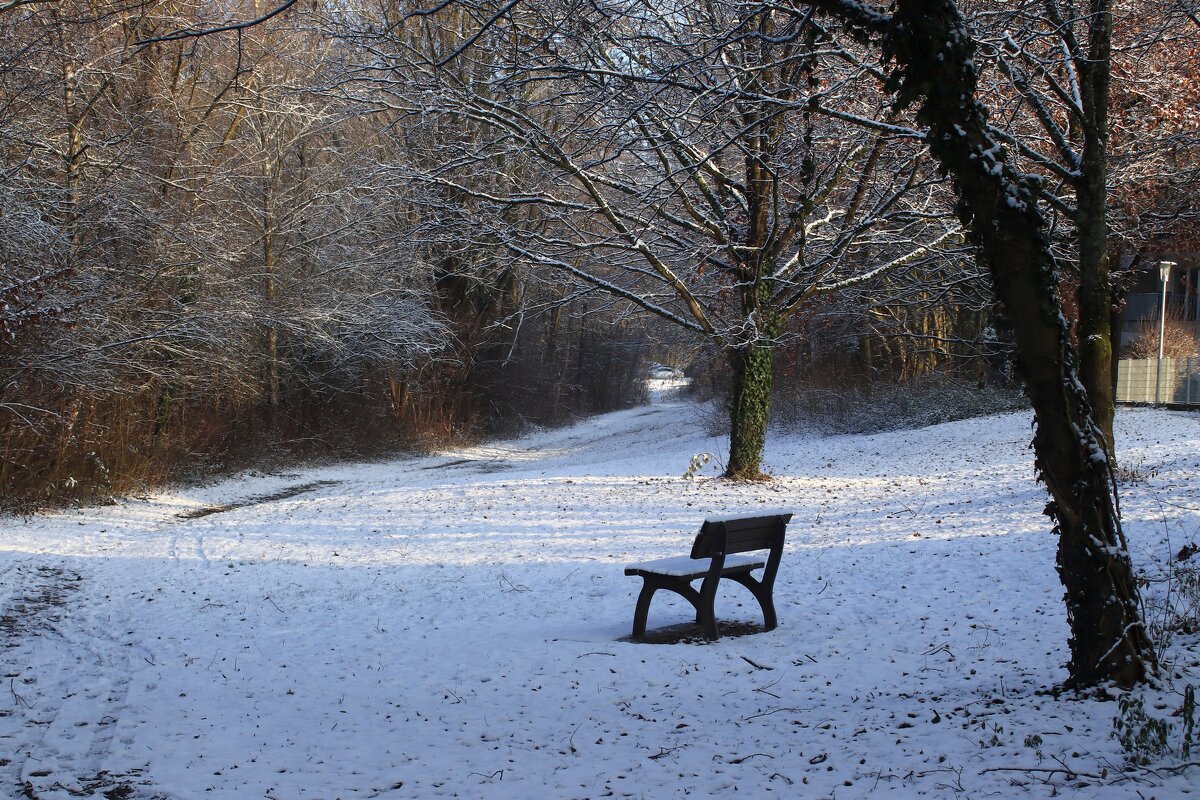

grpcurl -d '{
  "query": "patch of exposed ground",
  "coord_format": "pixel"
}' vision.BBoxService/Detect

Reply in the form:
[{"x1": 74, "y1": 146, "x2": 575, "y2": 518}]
[{"x1": 175, "y1": 479, "x2": 342, "y2": 519}]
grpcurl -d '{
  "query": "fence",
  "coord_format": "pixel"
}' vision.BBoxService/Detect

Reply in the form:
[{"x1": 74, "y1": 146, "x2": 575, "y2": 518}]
[{"x1": 1116, "y1": 357, "x2": 1200, "y2": 405}]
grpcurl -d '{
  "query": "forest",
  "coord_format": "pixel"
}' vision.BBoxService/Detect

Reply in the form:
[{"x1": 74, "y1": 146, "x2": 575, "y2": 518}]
[{"x1": 2, "y1": 0, "x2": 1193, "y2": 506}]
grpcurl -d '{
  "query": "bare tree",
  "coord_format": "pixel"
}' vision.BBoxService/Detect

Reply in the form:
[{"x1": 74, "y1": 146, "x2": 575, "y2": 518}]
[
  {"x1": 336, "y1": 0, "x2": 961, "y2": 477},
  {"x1": 1106, "y1": 2, "x2": 1200, "y2": 265},
  {"x1": 0, "y1": 0, "x2": 454, "y2": 504}
]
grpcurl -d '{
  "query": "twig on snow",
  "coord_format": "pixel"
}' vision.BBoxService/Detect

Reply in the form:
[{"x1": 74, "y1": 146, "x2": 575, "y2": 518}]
[
  {"x1": 1154, "y1": 761, "x2": 1200, "y2": 775},
  {"x1": 498, "y1": 573, "x2": 530, "y2": 593},
  {"x1": 468, "y1": 770, "x2": 504, "y2": 781},
  {"x1": 730, "y1": 752, "x2": 774, "y2": 764},
  {"x1": 742, "y1": 706, "x2": 806, "y2": 722},
  {"x1": 10, "y1": 678, "x2": 34, "y2": 708},
  {"x1": 741, "y1": 655, "x2": 774, "y2": 670},
  {"x1": 978, "y1": 766, "x2": 1106, "y2": 780}
]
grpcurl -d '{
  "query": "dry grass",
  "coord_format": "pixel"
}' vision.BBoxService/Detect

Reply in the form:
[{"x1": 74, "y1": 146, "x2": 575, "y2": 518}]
[{"x1": 1122, "y1": 315, "x2": 1200, "y2": 360}]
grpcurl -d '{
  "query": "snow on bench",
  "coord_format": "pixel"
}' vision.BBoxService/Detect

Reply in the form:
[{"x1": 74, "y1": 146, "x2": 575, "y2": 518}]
[{"x1": 624, "y1": 554, "x2": 765, "y2": 578}]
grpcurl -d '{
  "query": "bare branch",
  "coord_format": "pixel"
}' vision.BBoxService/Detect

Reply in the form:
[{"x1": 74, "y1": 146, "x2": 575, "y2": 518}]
[{"x1": 134, "y1": 0, "x2": 300, "y2": 46}]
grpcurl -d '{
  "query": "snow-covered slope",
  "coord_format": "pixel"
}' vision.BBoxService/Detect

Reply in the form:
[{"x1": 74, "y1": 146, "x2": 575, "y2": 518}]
[{"x1": 1, "y1": 399, "x2": 1197, "y2": 799}]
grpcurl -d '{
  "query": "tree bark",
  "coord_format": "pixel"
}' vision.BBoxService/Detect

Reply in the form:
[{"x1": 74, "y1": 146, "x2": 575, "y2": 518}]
[
  {"x1": 1075, "y1": 0, "x2": 1117, "y2": 458},
  {"x1": 726, "y1": 338, "x2": 775, "y2": 480},
  {"x1": 806, "y1": 0, "x2": 1155, "y2": 687}
]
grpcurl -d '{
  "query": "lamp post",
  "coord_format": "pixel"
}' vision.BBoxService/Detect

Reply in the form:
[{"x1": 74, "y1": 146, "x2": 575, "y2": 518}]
[{"x1": 1157, "y1": 260, "x2": 1176, "y2": 405}]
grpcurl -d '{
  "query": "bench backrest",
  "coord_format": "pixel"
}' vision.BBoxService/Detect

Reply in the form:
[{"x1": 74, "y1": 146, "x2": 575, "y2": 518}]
[{"x1": 690, "y1": 513, "x2": 791, "y2": 559}]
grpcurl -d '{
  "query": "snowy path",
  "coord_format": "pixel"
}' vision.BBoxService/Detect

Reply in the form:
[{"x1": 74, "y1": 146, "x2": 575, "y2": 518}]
[{"x1": 1, "y1": 399, "x2": 1198, "y2": 799}]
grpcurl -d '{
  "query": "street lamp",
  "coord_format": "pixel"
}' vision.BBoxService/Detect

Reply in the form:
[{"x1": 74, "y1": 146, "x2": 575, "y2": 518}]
[{"x1": 1157, "y1": 260, "x2": 1177, "y2": 405}]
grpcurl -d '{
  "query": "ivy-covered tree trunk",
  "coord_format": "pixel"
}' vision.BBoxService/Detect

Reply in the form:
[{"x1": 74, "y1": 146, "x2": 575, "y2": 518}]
[
  {"x1": 726, "y1": 338, "x2": 776, "y2": 480},
  {"x1": 808, "y1": 0, "x2": 1155, "y2": 687},
  {"x1": 886, "y1": 0, "x2": 1153, "y2": 688},
  {"x1": 723, "y1": 80, "x2": 782, "y2": 482}
]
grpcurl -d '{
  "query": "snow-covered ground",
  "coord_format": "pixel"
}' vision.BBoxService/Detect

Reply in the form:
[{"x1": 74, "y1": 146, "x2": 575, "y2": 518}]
[{"x1": 1, "y1": 397, "x2": 1198, "y2": 799}]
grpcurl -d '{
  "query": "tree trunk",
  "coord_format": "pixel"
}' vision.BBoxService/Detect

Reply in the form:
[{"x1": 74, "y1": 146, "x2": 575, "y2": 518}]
[
  {"x1": 262, "y1": 150, "x2": 280, "y2": 431},
  {"x1": 1109, "y1": 301, "x2": 1124, "y2": 400},
  {"x1": 63, "y1": 61, "x2": 84, "y2": 256},
  {"x1": 1076, "y1": 0, "x2": 1117, "y2": 457},
  {"x1": 725, "y1": 339, "x2": 775, "y2": 480},
  {"x1": 864, "y1": 0, "x2": 1155, "y2": 687},
  {"x1": 861, "y1": 331, "x2": 874, "y2": 395},
  {"x1": 152, "y1": 384, "x2": 172, "y2": 444}
]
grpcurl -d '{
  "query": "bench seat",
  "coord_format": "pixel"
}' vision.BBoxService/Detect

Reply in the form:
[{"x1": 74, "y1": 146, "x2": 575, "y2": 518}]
[{"x1": 624, "y1": 554, "x2": 765, "y2": 579}]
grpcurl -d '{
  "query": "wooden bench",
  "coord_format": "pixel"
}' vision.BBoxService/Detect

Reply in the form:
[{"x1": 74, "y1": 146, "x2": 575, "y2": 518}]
[{"x1": 624, "y1": 512, "x2": 792, "y2": 640}]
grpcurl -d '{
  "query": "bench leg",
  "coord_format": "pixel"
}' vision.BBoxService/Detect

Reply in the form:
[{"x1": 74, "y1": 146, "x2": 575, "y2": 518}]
[
  {"x1": 632, "y1": 576, "x2": 709, "y2": 639},
  {"x1": 632, "y1": 582, "x2": 656, "y2": 638},
  {"x1": 697, "y1": 576, "x2": 719, "y2": 639},
  {"x1": 695, "y1": 599, "x2": 719, "y2": 639},
  {"x1": 728, "y1": 573, "x2": 777, "y2": 631}
]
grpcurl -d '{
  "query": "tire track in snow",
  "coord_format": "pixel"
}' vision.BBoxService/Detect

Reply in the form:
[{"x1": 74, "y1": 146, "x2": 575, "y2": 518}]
[
  {"x1": 0, "y1": 561, "x2": 83, "y2": 796},
  {"x1": 0, "y1": 561, "x2": 147, "y2": 799},
  {"x1": 19, "y1": 624, "x2": 143, "y2": 799},
  {"x1": 193, "y1": 528, "x2": 209, "y2": 567}
]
